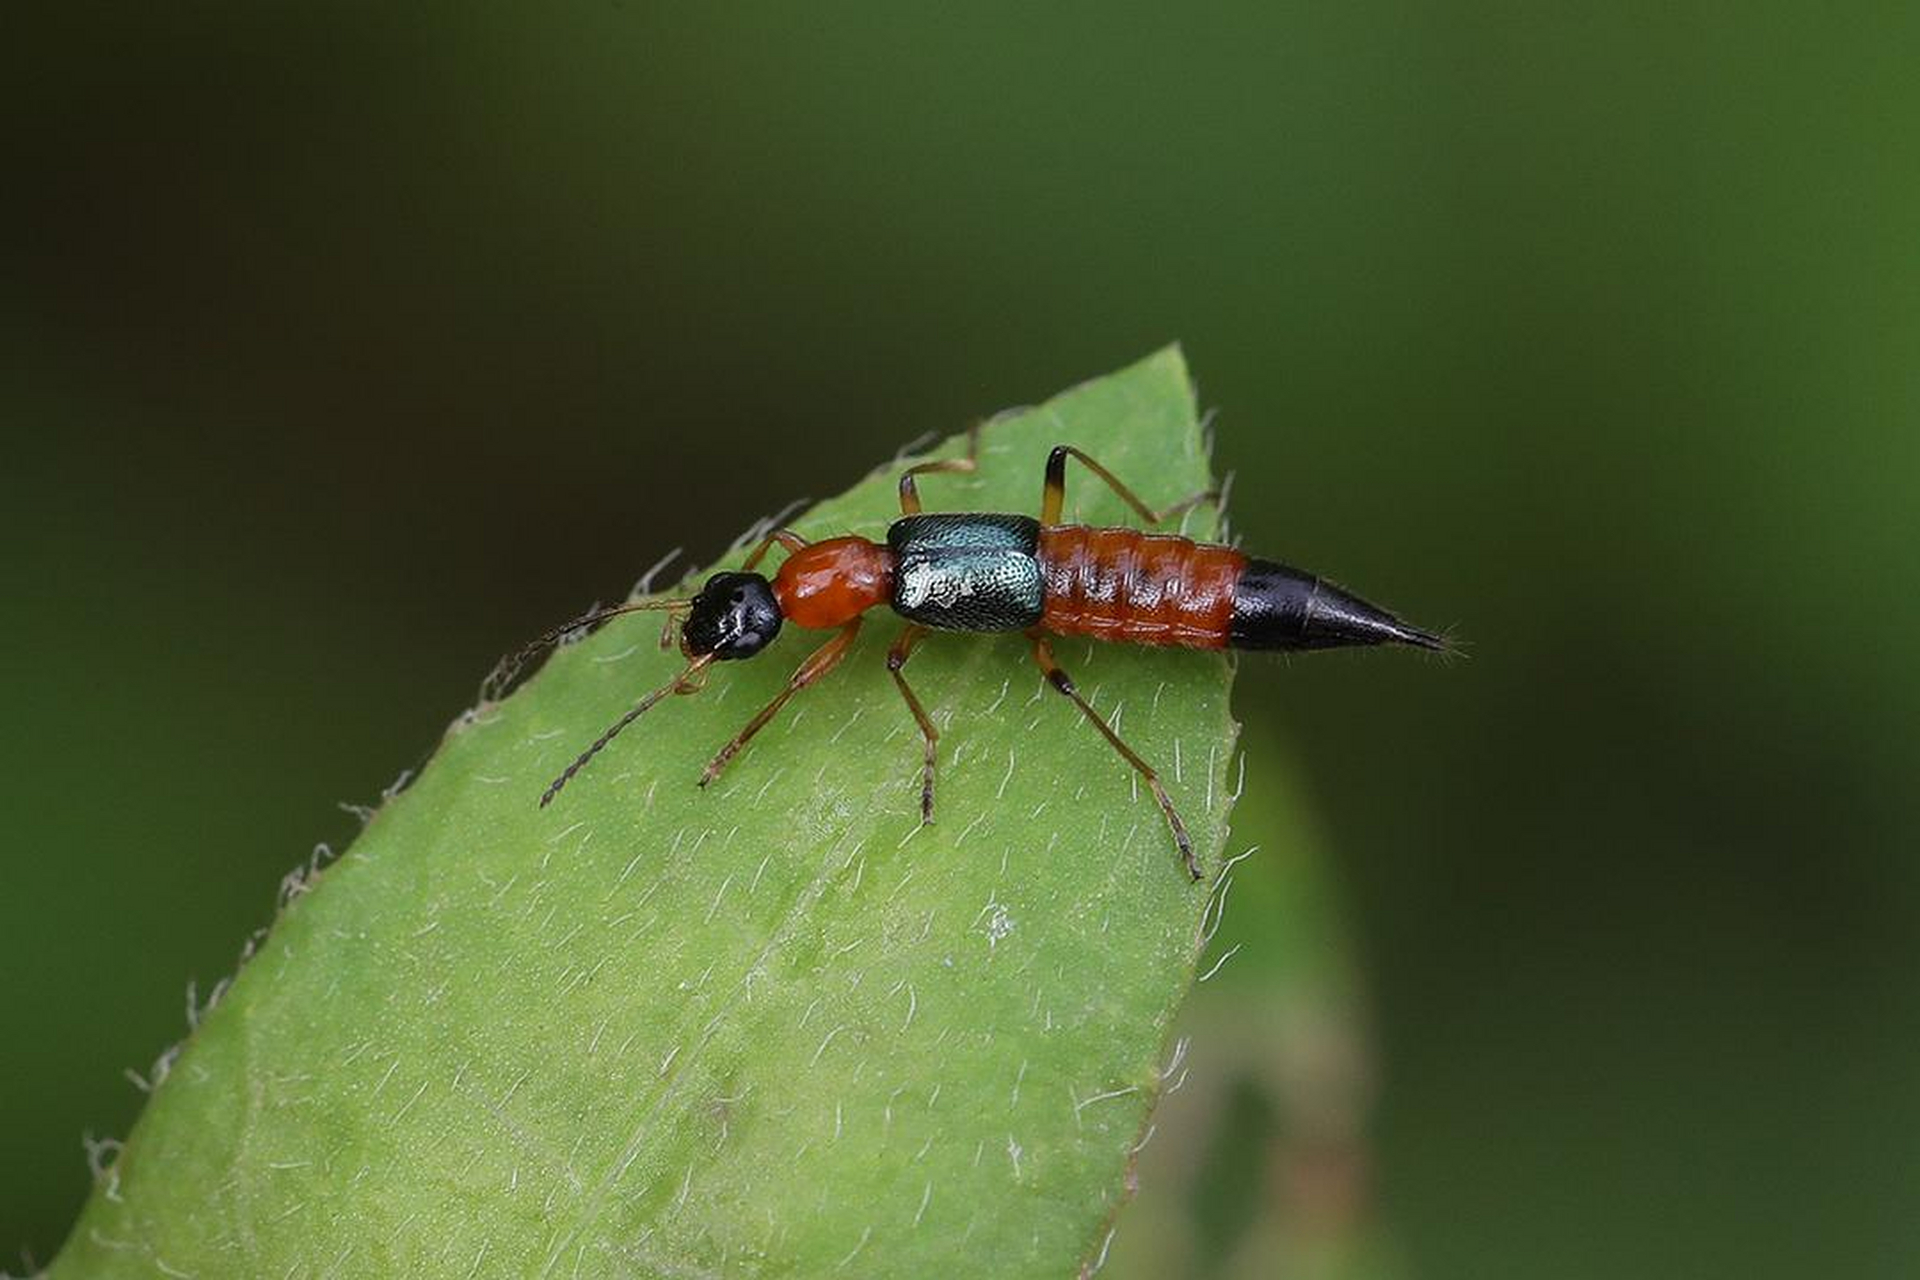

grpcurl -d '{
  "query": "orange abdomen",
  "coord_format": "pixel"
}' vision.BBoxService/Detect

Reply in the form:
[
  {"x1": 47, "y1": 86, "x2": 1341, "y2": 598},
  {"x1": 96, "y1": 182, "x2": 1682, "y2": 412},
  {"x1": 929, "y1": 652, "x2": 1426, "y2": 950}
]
[{"x1": 1038, "y1": 525, "x2": 1247, "y2": 649}]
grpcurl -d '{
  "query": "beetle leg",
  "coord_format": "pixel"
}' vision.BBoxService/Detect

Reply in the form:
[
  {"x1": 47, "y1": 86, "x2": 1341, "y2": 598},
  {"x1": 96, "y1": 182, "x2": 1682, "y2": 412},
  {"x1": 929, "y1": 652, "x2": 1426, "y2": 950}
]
[
  {"x1": 698, "y1": 618, "x2": 862, "y2": 787},
  {"x1": 886, "y1": 624, "x2": 938, "y2": 823},
  {"x1": 1026, "y1": 629, "x2": 1200, "y2": 880},
  {"x1": 740, "y1": 527, "x2": 809, "y2": 571},
  {"x1": 897, "y1": 422, "x2": 982, "y2": 515},
  {"x1": 1040, "y1": 445, "x2": 1218, "y2": 529}
]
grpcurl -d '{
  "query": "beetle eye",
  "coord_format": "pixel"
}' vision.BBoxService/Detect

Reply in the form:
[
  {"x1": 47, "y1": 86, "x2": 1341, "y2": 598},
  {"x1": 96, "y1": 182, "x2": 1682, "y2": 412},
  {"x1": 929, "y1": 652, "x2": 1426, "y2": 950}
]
[{"x1": 732, "y1": 589, "x2": 747, "y2": 604}]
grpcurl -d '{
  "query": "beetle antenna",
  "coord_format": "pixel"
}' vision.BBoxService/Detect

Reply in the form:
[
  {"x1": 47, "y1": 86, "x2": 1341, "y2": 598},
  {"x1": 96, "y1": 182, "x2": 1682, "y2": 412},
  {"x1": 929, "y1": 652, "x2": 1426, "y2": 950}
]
[
  {"x1": 486, "y1": 598, "x2": 690, "y2": 700},
  {"x1": 539, "y1": 654, "x2": 714, "y2": 808}
]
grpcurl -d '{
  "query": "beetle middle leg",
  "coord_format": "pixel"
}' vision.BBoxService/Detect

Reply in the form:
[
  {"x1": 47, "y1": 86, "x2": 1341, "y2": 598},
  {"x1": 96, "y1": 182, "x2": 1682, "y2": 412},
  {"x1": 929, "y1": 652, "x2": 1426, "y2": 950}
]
[
  {"x1": 886, "y1": 624, "x2": 938, "y2": 823},
  {"x1": 698, "y1": 618, "x2": 862, "y2": 788},
  {"x1": 1027, "y1": 629, "x2": 1201, "y2": 880},
  {"x1": 897, "y1": 423, "x2": 982, "y2": 515},
  {"x1": 1040, "y1": 445, "x2": 1218, "y2": 528}
]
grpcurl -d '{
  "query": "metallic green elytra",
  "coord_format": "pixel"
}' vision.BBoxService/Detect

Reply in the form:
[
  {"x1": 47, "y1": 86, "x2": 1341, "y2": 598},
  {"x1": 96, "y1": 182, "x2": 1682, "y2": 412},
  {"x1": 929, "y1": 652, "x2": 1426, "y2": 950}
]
[{"x1": 886, "y1": 514, "x2": 1044, "y2": 631}]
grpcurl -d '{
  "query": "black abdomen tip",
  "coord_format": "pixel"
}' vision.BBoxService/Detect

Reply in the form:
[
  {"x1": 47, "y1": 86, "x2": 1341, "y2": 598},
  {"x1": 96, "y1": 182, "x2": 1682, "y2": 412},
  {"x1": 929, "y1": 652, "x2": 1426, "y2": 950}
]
[{"x1": 1230, "y1": 558, "x2": 1442, "y2": 652}]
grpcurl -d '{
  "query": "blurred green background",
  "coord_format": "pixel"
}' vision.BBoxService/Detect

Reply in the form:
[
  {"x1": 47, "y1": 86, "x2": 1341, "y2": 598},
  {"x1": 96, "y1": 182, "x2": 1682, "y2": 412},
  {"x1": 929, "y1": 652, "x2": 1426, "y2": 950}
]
[{"x1": 5, "y1": 4, "x2": 1917, "y2": 1276}]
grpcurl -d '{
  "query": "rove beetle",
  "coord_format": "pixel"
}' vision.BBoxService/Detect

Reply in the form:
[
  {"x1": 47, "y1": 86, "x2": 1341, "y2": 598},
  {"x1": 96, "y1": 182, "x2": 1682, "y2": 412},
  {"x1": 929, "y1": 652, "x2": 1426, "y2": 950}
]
[{"x1": 512, "y1": 430, "x2": 1441, "y2": 880}]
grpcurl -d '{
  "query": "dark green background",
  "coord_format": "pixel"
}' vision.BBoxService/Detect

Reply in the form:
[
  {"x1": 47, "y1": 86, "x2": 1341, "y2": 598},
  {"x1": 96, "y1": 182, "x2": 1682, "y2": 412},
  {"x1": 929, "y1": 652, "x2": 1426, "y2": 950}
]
[{"x1": 6, "y1": 5, "x2": 1916, "y2": 1276}]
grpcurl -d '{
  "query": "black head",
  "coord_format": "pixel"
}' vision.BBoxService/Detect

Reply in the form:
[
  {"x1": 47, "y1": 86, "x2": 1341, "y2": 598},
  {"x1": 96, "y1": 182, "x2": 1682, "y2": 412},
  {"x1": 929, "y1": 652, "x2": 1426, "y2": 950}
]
[{"x1": 681, "y1": 571, "x2": 783, "y2": 660}]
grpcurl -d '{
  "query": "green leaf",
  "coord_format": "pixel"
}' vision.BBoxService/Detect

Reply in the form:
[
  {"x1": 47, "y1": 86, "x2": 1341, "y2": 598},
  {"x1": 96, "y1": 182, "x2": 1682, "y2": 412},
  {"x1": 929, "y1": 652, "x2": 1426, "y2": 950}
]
[{"x1": 52, "y1": 347, "x2": 1241, "y2": 1279}]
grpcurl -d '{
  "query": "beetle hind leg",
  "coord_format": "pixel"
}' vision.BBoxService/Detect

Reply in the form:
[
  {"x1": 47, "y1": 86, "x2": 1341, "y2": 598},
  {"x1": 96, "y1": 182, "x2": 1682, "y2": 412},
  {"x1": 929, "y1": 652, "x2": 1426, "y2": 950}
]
[
  {"x1": 1026, "y1": 629, "x2": 1201, "y2": 880},
  {"x1": 1040, "y1": 445, "x2": 1219, "y2": 529}
]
